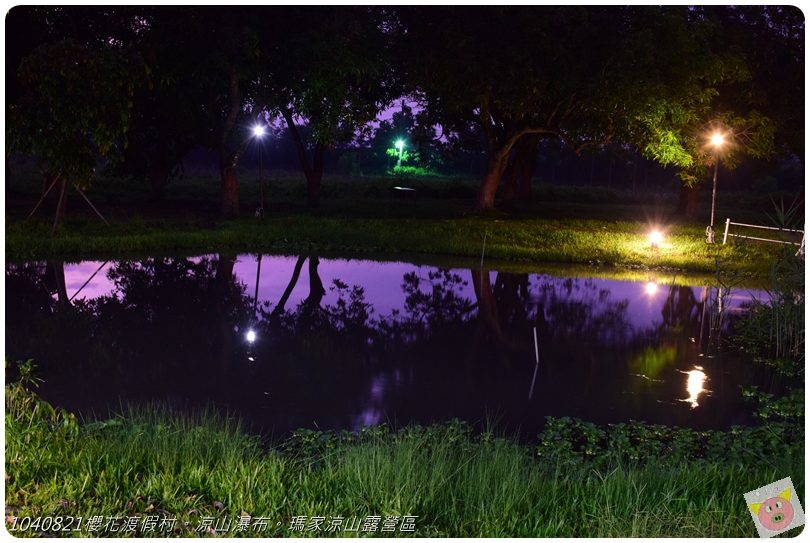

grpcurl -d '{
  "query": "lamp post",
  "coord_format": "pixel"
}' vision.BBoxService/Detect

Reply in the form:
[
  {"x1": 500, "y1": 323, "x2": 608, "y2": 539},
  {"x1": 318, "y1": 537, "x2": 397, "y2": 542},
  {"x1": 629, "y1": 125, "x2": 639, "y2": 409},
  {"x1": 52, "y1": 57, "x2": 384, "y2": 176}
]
[
  {"x1": 253, "y1": 124, "x2": 266, "y2": 218},
  {"x1": 706, "y1": 132, "x2": 725, "y2": 243},
  {"x1": 395, "y1": 139, "x2": 405, "y2": 169}
]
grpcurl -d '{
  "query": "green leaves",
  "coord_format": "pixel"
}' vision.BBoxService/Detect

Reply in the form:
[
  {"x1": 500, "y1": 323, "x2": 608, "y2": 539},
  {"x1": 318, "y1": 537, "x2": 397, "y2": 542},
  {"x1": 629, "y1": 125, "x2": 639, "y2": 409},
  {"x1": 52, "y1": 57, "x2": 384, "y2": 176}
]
[{"x1": 9, "y1": 39, "x2": 144, "y2": 189}]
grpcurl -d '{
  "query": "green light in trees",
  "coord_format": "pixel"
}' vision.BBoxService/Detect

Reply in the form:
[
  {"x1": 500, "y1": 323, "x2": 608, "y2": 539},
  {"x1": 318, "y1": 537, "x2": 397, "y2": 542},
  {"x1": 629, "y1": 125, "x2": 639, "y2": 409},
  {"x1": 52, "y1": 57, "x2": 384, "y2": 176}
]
[{"x1": 394, "y1": 139, "x2": 405, "y2": 167}]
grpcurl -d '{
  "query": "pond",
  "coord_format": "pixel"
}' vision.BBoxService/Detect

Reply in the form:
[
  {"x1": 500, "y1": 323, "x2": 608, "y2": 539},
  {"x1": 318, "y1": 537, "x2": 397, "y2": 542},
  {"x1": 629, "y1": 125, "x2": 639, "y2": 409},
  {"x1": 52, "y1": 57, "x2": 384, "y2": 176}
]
[{"x1": 5, "y1": 254, "x2": 783, "y2": 440}]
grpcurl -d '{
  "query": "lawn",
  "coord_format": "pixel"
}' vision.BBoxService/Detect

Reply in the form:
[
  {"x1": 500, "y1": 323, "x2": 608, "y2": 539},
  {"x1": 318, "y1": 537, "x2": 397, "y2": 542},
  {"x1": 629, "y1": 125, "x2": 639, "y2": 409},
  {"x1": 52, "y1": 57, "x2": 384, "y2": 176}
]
[{"x1": 5, "y1": 170, "x2": 790, "y2": 280}]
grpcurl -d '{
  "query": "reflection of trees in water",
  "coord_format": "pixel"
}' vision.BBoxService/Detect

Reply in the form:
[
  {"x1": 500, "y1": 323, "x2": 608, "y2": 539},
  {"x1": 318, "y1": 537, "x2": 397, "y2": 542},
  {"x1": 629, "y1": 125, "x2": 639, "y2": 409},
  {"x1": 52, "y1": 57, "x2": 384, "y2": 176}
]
[
  {"x1": 532, "y1": 277, "x2": 631, "y2": 346},
  {"x1": 6, "y1": 256, "x2": 253, "y2": 386},
  {"x1": 9, "y1": 257, "x2": 756, "y2": 433}
]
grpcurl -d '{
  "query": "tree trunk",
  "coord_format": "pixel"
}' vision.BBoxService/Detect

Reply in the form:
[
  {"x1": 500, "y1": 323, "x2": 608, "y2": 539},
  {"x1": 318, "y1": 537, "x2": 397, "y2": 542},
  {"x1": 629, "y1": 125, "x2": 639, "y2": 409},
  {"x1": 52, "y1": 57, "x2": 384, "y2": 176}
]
[
  {"x1": 306, "y1": 256, "x2": 326, "y2": 307},
  {"x1": 306, "y1": 143, "x2": 325, "y2": 208},
  {"x1": 148, "y1": 160, "x2": 172, "y2": 202},
  {"x1": 501, "y1": 159, "x2": 518, "y2": 204},
  {"x1": 220, "y1": 163, "x2": 240, "y2": 218},
  {"x1": 514, "y1": 134, "x2": 540, "y2": 201},
  {"x1": 282, "y1": 108, "x2": 326, "y2": 208},
  {"x1": 47, "y1": 260, "x2": 69, "y2": 309},
  {"x1": 476, "y1": 151, "x2": 510, "y2": 211},
  {"x1": 676, "y1": 184, "x2": 701, "y2": 218},
  {"x1": 217, "y1": 69, "x2": 243, "y2": 218},
  {"x1": 272, "y1": 255, "x2": 307, "y2": 318}
]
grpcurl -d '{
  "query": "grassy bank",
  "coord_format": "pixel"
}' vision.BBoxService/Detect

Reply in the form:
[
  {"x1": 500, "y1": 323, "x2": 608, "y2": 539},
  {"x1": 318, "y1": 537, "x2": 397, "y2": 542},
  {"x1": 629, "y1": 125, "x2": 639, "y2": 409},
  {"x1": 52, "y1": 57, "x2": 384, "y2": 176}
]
[
  {"x1": 5, "y1": 213, "x2": 782, "y2": 278},
  {"x1": 6, "y1": 172, "x2": 791, "y2": 277},
  {"x1": 5, "y1": 379, "x2": 804, "y2": 538}
]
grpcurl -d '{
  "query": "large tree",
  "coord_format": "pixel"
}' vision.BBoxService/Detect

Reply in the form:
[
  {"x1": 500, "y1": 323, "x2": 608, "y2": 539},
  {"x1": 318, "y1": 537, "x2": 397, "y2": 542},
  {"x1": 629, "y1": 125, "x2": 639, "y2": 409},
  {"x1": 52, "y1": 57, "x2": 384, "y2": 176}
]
[
  {"x1": 7, "y1": 38, "x2": 143, "y2": 227},
  {"x1": 399, "y1": 7, "x2": 640, "y2": 210},
  {"x1": 257, "y1": 6, "x2": 400, "y2": 207},
  {"x1": 630, "y1": 6, "x2": 800, "y2": 217},
  {"x1": 399, "y1": 6, "x2": 779, "y2": 211}
]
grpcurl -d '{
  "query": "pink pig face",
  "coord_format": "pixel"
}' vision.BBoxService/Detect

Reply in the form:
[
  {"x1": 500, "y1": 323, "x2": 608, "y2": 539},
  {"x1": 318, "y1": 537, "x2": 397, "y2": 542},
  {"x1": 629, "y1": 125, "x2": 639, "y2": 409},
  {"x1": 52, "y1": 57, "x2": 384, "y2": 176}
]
[{"x1": 757, "y1": 495, "x2": 795, "y2": 531}]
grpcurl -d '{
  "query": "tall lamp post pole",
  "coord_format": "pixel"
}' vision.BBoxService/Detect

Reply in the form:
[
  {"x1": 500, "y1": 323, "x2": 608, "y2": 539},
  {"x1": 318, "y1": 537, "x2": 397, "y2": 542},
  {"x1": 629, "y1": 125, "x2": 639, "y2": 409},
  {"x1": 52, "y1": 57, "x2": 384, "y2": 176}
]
[
  {"x1": 253, "y1": 124, "x2": 266, "y2": 218},
  {"x1": 395, "y1": 139, "x2": 404, "y2": 169},
  {"x1": 706, "y1": 132, "x2": 725, "y2": 244}
]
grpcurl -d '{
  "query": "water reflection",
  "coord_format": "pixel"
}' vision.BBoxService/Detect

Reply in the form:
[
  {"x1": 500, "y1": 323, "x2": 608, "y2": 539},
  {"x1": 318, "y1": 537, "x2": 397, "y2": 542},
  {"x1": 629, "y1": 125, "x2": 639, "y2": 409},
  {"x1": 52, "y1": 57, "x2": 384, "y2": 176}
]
[
  {"x1": 682, "y1": 366, "x2": 709, "y2": 408},
  {"x1": 5, "y1": 255, "x2": 780, "y2": 439}
]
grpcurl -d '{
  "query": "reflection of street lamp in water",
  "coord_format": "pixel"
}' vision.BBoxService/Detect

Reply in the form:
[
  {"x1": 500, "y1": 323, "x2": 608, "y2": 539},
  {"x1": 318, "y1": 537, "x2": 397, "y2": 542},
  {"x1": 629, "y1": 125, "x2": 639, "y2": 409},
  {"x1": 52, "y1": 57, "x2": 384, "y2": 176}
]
[{"x1": 682, "y1": 366, "x2": 707, "y2": 408}]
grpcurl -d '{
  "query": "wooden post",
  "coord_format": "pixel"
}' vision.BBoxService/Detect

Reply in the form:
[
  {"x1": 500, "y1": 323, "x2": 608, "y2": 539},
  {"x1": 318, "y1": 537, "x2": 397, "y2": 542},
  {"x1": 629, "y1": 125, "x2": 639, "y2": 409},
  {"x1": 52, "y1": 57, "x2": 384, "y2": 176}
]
[
  {"x1": 28, "y1": 174, "x2": 60, "y2": 218},
  {"x1": 73, "y1": 184, "x2": 109, "y2": 225}
]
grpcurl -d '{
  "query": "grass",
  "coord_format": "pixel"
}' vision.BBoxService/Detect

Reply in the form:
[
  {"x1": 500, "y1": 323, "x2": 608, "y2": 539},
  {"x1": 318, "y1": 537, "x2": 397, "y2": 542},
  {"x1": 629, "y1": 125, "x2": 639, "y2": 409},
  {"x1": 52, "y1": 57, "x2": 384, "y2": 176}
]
[
  {"x1": 5, "y1": 385, "x2": 804, "y2": 538},
  {"x1": 5, "y1": 169, "x2": 790, "y2": 279}
]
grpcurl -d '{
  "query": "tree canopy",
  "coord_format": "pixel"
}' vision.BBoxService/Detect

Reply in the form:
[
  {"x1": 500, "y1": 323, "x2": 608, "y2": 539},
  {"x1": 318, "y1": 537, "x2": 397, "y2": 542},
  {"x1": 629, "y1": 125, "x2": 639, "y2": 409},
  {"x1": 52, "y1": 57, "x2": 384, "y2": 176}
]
[{"x1": 6, "y1": 6, "x2": 803, "y2": 216}]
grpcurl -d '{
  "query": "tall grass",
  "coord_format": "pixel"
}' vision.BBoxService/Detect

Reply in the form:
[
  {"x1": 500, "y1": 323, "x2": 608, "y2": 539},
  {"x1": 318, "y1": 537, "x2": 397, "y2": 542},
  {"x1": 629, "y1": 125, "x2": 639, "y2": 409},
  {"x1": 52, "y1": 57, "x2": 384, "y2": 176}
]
[
  {"x1": 5, "y1": 382, "x2": 803, "y2": 537},
  {"x1": 731, "y1": 198, "x2": 805, "y2": 375}
]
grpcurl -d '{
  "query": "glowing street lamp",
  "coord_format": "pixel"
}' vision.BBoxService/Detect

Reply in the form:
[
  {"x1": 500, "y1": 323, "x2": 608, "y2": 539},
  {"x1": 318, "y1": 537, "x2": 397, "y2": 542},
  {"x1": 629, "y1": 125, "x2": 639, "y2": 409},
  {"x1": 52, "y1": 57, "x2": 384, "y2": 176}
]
[
  {"x1": 706, "y1": 131, "x2": 726, "y2": 243},
  {"x1": 394, "y1": 139, "x2": 405, "y2": 168},
  {"x1": 252, "y1": 124, "x2": 266, "y2": 218},
  {"x1": 648, "y1": 229, "x2": 664, "y2": 248},
  {"x1": 246, "y1": 329, "x2": 257, "y2": 343}
]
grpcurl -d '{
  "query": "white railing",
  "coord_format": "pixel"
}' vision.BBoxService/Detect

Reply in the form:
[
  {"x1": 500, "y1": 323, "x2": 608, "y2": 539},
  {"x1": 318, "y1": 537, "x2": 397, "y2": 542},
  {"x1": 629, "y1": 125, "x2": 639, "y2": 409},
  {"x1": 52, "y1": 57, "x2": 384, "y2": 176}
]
[{"x1": 722, "y1": 218, "x2": 805, "y2": 256}]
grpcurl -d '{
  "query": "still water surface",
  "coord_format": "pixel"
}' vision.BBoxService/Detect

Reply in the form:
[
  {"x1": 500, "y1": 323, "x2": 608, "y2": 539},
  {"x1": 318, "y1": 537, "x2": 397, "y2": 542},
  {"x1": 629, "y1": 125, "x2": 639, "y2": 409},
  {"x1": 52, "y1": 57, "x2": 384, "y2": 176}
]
[{"x1": 5, "y1": 254, "x2": 781, "y2": 439}]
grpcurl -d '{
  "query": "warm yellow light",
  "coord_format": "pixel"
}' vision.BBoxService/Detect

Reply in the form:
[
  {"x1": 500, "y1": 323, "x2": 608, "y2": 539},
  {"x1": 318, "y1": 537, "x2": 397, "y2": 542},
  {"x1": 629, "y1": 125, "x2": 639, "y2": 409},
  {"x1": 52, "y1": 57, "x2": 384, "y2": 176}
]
[
  {"x1": 649, "y1": 230, "x2": 664, "y2": 247},
  {"x1": 645, "y1": 282, "x2": 658, "y2": 296},
  {"x1": 710, "y1": 133, "x2": 725, "y2": 147}
]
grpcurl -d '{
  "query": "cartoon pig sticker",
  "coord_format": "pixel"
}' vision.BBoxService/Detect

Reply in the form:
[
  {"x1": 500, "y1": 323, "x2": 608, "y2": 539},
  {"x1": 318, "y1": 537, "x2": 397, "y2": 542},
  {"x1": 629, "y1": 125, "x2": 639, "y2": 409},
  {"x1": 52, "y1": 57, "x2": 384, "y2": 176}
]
[
  {"x1": 744, "y1": 476, "x2": 805, "y2": 538},
  {"x1": 750, "y1": 488, "x2": 795, "y2": 532}
]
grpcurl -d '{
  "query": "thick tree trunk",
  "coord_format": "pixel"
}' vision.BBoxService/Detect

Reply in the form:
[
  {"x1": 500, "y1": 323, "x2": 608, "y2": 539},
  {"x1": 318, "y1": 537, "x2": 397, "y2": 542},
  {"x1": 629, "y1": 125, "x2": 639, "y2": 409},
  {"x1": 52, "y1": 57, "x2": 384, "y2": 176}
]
[
  {"x1": 282, "y1": 108, "x2": 326, "y2": 209},
  {"x1": 46, "y1": 260, "x2": 69, "y2": 309},
  {"x1": 148, "y1": 161, "x2": 172, "y2": 202},
  {"x1": 220, "y1": 163, "x2": 240, "y2": 218},
  {"x1": 676, "y1": 184, "x2": 701, "y2": 219},
  {"x1": 217, "y1": 69, "x2": 243, "y2": 218},
  {"x1": 306, "y1": 256, "x2": 326, "y2": 307},
  {"x1": 502, "y1": 136, "x2": 535, "y2": 204},
  {"x1": 476, "y1": 151, "x2": 510, "y2": 211},
  {"x1": 470, "y1": 268, "x2": 525, "y2": 357}
]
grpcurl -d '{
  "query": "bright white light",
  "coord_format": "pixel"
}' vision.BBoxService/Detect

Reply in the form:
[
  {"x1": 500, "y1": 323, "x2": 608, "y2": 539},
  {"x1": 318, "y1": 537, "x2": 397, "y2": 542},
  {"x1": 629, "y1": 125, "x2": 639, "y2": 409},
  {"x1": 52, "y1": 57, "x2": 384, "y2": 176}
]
[
  {"x1": 395, "y1": 139, "x2": 404, "y2": 151},
  {"x1": 649, "y1": 230, "x2": 664, "y2": 247},
  {"x1": 253, "y1": 125, "x2": 265, "y2": 138},
  {"x1": 246, "y1": 329, "x2": 256, "y2": 343},
  {"x1": 710, "y1": 133, "x2": 725, "y2": 147},
  {"x1": 645, "y1": 282, "x2": 659, "y2": 296},
  {"x1": 684, "y1": 366, "x2": 707, "y2": 408}
]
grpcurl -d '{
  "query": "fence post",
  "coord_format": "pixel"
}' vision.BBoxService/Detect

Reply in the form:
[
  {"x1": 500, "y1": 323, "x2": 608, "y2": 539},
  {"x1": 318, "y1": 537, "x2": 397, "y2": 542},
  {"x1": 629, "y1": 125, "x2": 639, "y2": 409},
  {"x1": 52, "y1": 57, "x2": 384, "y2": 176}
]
[{"x1": 722, "y1": 218, "x2": 730, "y2": 245}]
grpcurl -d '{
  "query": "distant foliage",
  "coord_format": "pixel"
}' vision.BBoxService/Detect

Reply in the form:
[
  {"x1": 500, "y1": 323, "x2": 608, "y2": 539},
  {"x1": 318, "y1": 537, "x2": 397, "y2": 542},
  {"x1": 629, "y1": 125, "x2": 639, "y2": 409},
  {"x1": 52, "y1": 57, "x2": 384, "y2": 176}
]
[{"x1": 7, "y1": 40, "x2": 143, "y2": 188}]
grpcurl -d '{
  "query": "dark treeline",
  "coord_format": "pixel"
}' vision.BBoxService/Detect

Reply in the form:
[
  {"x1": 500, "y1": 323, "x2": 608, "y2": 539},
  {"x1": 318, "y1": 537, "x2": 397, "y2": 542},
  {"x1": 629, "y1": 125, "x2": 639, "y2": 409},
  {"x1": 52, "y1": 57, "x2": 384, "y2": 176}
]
[{"x1": 6, "y1": 6, "x2": 804, "y2": 220}]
